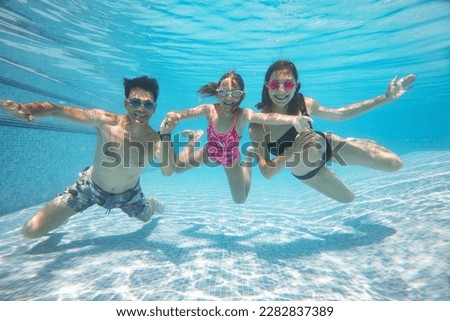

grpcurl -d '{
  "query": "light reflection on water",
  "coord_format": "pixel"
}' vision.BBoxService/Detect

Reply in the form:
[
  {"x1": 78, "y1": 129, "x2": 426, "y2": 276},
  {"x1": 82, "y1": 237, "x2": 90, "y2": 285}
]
[{"x1": 0, "y1": 151, "x2": 448, "y2": 300}]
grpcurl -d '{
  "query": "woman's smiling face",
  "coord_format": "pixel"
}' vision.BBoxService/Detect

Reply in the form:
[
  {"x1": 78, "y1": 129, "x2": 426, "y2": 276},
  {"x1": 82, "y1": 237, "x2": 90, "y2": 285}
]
[{"x1": 267, "y1": 69, "x2": 297, "y2": 107}]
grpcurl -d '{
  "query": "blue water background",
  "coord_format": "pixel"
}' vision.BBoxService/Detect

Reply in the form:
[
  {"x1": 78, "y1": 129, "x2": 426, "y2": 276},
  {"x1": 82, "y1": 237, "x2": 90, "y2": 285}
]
[
  {"x1": 0, "y1": 0, "x2": 449, "y2": 300},
  {"x1": 1, "y1": 0, "x2": 449, "y2": 151}
]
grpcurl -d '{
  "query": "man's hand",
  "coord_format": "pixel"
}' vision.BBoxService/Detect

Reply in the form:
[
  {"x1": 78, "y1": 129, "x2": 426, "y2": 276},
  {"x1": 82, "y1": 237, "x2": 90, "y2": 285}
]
[
  {"x1": 0, "y1": 100, "x2": 34, "y2": 121},
  {"x1": 385, "y1": 74, "x2": 416, "y2": 101}
]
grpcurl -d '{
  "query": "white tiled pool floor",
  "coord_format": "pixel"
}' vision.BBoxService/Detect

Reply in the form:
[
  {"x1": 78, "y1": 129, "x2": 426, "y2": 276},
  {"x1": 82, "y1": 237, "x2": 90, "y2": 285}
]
[{"x1": 0, "y1": 151, "x2": 449, "y2": 300}]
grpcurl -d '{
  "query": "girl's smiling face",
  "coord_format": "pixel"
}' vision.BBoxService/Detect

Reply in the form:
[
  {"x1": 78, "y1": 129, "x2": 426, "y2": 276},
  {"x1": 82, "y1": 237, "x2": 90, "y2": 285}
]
[{"x1": 217, "y1": 77, "x2": 244, "y2": 113}]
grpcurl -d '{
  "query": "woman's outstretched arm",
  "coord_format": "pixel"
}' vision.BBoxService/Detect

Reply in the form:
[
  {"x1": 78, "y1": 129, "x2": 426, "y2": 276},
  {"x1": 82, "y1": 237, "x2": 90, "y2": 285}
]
[{"x1": 308, "y1": 74, "x2": 416, "y2": 121}]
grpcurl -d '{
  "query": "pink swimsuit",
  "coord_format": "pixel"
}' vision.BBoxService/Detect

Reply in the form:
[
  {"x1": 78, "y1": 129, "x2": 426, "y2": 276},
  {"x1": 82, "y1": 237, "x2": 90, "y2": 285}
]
[{"x1": 206, "y1": 115, "x2": 241, "y2": 166}]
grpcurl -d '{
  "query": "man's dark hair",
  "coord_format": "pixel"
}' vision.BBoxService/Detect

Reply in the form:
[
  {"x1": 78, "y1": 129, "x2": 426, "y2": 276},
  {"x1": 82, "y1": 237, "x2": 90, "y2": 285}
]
[{"x1": 123, "y1": 76, "x2": 159, "y2": 101}]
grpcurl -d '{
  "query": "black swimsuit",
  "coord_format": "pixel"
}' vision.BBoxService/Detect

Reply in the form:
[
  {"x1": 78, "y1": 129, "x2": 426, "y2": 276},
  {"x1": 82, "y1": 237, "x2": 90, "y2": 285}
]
[{"x1": 266, "y1": 95, "x2": 332, "y2": 180}]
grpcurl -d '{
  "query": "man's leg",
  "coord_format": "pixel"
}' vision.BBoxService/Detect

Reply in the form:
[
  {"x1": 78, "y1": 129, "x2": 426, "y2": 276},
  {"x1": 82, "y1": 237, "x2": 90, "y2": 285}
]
[{"x1": 22, "y1": 196, "x2": 78, "y2": 238}]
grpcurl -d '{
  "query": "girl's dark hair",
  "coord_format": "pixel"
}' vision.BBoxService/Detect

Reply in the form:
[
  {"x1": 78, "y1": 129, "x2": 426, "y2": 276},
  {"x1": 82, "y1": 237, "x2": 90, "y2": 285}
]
[
  {"x1": 123, "y1": 76, "x2": 159, "y2": 101},
  {"x1": 255, "y1": 60, "x2": 303, "y2": 115},
  {"x1": 198, "y1": 71, "x2": 245, "y2": 100}
]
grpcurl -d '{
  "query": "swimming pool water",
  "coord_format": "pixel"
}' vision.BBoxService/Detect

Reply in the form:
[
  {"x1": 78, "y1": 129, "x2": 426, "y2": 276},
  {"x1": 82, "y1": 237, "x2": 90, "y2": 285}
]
[
  {"x1": 0, "y1": 151, "x2": 448, "y2": 300},
  {"x1": 0, "y1": 0, "x2": 449, "y2": 301}
]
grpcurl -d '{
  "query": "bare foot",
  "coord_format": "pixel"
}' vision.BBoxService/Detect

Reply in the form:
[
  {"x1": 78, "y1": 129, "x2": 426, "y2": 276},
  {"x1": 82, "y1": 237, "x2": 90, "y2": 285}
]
[
  {"x1": 136, "y1": 198, "x2": 165, "y2": 222},
  {"x1": 149, "y1": 197, "x2": 165, "y2": 214},
  {"x1": 247, "y1": 146, "x2": 263, "y2": 157}
]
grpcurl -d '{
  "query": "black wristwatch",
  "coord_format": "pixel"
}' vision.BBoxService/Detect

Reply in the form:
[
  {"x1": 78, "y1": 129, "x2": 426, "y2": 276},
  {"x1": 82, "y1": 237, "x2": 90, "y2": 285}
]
[{"x1": 160, "y1": 133, "x2": 171, "y2": 141}]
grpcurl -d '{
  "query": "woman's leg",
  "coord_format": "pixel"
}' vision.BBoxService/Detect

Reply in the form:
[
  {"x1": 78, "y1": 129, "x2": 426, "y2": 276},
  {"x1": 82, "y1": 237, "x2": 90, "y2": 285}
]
[
  {"x1": 288, "y1": 132, "x2": 354, "y2": 203},
  {"x1": 326, "y1": 133, "x2": 403, "y2": 171},
  {"x1": 249, "y1": 130, "x2": 354, "y2": 203},
  {"x1": 299, "y1": 166, "x2": 355, "y2": 203}
]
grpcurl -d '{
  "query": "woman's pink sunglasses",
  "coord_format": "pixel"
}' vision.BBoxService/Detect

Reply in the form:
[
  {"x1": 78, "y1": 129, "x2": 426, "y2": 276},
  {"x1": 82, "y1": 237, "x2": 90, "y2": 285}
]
[{"x1": 267, "y1": 79, "x2": 296, "y2": 90}]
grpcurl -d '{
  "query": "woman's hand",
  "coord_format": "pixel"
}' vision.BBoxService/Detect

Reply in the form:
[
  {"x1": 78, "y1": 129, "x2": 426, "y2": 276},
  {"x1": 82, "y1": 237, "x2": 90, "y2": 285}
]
[
  {"x1": 292, "y1": 115, "x2": 313, "y2": 133},
  {"x1": 385, "y1": 74, "x2": 416, "y2": 101},
  {"x1": 0, "y1": 100, "x2": 34, "y2": 121}
]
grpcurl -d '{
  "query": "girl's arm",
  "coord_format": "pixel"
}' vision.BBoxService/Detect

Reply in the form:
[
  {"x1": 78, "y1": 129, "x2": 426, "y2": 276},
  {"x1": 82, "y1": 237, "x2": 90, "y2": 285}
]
[
  {"x1": 0, "y1": 99, "x2": 113, "y2": 127},
  {"x1": 308, "y1": 74, "x2": 416, "y2": 121},
  {"x1": 244, "y1": 108, "x2": 313, "y2": 133},
  {"x1": 160, "y1": 104, "x2": 212, "y2": 131}
]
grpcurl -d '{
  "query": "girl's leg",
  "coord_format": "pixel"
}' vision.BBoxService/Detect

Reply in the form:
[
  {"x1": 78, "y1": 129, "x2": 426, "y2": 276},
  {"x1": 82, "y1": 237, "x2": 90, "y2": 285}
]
[
  {"x1": 174, "y1": 130, "x2": 205, "y2": 173},
  {"x1": 22, "y1": 197, "x2": 78, "y2": 238},
  {"x1": 326, "y1": 133, "x2": 403, "y2": 171},
  {"x1": 224, "y1": 154, "x2": 253, "y2": 204}
]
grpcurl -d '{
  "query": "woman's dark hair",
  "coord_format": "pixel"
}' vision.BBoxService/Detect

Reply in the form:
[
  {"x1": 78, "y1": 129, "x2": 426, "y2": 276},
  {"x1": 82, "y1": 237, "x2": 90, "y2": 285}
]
[
  {"x1": 123, "y1": 76, "x2": 159, "y2": 101},
  {"x1": 255, "y1": 60, "x2": 303, "y2": 115},
  {"x1": 198, "y1": 71, "x2": 245, "y2": 101}
]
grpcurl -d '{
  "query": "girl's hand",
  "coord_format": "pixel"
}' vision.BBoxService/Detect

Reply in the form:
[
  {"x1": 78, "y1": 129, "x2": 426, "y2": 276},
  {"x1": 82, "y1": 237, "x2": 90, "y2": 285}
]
[
  {"x1": 385, "y1": 74, "x2": 416, "y2": 101},
  {"x1": 0, "y1": 100, "x2": 34, "y2": 121},
  {"x1": 160, "y1": 112, "x2": 180, "y2": 134}
]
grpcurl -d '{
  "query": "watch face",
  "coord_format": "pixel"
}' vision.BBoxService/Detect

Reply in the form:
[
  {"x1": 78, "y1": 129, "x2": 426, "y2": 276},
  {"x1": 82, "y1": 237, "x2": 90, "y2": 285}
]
[{"x1": 161, "y1": 134, "x2": 171, "y2": 141}]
